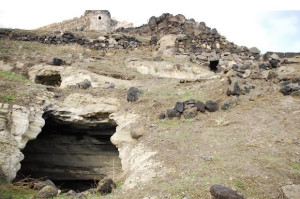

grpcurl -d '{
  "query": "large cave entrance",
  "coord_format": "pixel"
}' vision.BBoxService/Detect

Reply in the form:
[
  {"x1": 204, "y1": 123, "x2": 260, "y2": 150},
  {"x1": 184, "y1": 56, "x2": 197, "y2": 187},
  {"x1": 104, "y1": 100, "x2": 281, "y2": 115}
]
[{"x1": 17, "y1": 113, "x2": 121, "y2": 191}]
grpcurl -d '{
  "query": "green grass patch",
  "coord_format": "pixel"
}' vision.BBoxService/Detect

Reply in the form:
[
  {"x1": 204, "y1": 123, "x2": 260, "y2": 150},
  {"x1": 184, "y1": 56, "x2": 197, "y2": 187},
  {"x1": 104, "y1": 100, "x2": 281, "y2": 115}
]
[
  {"x1": 0, "y1": 70, "x2": 28, "y2": 82},
  {"x1": 0, "y1": 184, "x2": 36, "y2": 199},
  {"x1": 291, "y1": 164, "x2": 300, "y2": 170},
  {"x1": 235, "y1": 180, "x2": 245, "y2": 189},
  {"x1": 0, "y1": 95, "x2": 14, "y2": 102}
]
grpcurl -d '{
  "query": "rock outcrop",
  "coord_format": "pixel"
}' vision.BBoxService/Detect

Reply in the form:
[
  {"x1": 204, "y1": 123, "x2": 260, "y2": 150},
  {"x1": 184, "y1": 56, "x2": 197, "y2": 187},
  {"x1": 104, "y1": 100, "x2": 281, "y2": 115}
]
[{"x1": 0, "y1": 103, "x2": 44, "y2": 181}]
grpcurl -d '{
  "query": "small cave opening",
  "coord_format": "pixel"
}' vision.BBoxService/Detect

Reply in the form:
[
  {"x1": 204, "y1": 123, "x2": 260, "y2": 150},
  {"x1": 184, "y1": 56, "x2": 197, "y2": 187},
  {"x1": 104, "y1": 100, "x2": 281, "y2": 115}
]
[
  {"x1": 209, "y1": 60, "x2": 219, "y2": 72},
  {"x1": 98, "y1": 16, "x2": 102, "y2": 20},
  {"x1": 35, "y1": 73, "x2": 62, "y2": 87},
  {"x1": 17, "y1": 113, "x2": 121, "y2": 192}
]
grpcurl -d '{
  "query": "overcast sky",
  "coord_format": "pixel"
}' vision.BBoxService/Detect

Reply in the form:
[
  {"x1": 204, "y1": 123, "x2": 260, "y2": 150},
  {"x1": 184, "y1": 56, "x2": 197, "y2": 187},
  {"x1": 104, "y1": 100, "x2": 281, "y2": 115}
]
[{"x1": 1, "y1": 0, "x2": 300, "y2": 53}]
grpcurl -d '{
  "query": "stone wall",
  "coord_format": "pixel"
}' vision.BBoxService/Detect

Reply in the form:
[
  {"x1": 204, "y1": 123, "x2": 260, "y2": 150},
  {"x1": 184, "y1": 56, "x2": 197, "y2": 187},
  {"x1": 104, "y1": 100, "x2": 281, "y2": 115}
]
[{"x1": 0, "y1": 29, "x2": 140, "y2": 50}]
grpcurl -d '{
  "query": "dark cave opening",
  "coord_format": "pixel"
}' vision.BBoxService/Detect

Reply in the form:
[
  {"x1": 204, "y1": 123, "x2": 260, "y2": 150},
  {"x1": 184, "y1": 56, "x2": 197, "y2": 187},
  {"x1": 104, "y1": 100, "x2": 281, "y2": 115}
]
[
  {"x1": 209, "y1": 60, "x2": 219, "y2": 72},
  {"x1": 17, "y1": 113, "x2": 121, "y2": 191},
  {"x1": 35, "y1": 73, "x2": 62, "y2": 87}
]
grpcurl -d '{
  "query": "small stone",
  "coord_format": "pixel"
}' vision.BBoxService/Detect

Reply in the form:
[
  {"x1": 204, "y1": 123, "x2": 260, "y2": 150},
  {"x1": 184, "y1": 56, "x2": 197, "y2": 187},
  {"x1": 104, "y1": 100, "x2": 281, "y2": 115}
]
[
  {"x1": 131, "y1": 127, "x2": 145, "y2": 139},
  {"x1": 98, "y1": 178, "x2": 116, "y2": 195},
  {"x1": 166, "y1": 109, "x2": 181, "y2": 119},
  {"x1": 74, "y1": 79, "x2": 92, "y2": 89},
  {"x1": 158, "y1": 113, "x2": 166, "y2": 120},
  {"x1": 183, "y1": 107, "x2": 198, "y2": 119},
  {"x1": 174, "y1": 102, "x2": 185, "y2": 113},
  {"x1": 34, "y1": 185, "x2": 58, "y2": 198},
  {"x1": 195, "y1": 101, "x2": 205, "y2": 112},
  {"x1": 210, "y1": 184, "x2": 244, "y2": 199},
  {"x1": 205, "y1": 100, "x2": 219, "y2": 112},
  {"x1": 33, "y1": 180, "x2": 56, "y2": 190},
  {"x1": 270, "y1": 59, "x2": 279, "y2": 68},
  {"x1": 222, "y1": 99, "x2": 234, "y2": 110},
  {"x1": 50, "y1": 57, "x2": 63, "y2": 66},
  {"x1": 127, "y1": 87, "x2": 142, "y2": 102},
  {"x1": 103, "y1": 82, "x2": 115, "y2": 89}
]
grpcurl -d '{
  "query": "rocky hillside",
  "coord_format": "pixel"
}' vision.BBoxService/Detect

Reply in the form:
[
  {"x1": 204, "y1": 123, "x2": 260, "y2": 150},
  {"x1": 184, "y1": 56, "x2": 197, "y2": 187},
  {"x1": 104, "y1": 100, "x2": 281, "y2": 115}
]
[{"x1": 0, "y1": 12, "x2": 300, "y2": 199}]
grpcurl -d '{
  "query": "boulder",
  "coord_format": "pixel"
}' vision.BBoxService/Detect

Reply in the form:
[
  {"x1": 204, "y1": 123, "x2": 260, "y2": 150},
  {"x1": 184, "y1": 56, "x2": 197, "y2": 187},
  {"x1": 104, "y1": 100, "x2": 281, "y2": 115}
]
[
  {"x1": 195, "y1": 101, "x2": 205, "y2": 112},
  {"x1": 127, "y1": 87, "x2": 142, "y2": 102},
  {"x1": 249, "y1": 47, "x2": 260, "y2": 54},
  {"x1": 34, "y1": 185, "x2": 59, "y2": 198},
  {"x1": 33, "y1": 180, "x2": 56, "y2": 190},
  {"x1": 210, "y1": 184, "x2": 244, "y2": 199},
  {"x1": 281, "y1": 184, "x2": 300, "y2": 199},
  {"x1": 98, "y1": 178, "x2": 116, "y2": 195},
  {"x1": 174, "y1": 102, "x2": 185, "y2": 113},
  {"x1": 183, "y1": 107, "x2": 198, "y2": 119},
  {"x1": 205, "y1": 100, "x2": 219, "y2": 112},
  {"x1": 166, "y1": 109, "x2": 181, "y2": 119}
]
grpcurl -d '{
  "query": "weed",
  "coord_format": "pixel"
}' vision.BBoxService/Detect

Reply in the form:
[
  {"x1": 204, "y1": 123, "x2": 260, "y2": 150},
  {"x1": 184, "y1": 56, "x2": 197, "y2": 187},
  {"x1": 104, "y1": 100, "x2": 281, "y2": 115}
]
[
  {"x1": 0, "y1": 95, "x2": 14, "y2": 102},
  {"x1": 235, "y1": 180, "x2": 245, "y2": 189},
  {"x1": 291, "y1": 164, "x2": 300, "y2": 170},
  {"x1": 0, "y1": 70, "x2": 28, "y2": 82}
]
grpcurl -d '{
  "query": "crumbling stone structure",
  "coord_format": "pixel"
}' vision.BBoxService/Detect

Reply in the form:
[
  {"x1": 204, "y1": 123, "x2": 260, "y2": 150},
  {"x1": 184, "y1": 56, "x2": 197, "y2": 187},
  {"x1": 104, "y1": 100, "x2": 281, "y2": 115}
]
[{"x1": 84, "y1": 10, "x2": 115, "y2": 32}]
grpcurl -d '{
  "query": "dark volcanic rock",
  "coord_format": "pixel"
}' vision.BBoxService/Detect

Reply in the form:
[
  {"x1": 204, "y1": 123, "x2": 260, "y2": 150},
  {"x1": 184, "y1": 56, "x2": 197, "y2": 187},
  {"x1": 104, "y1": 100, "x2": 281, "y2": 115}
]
[
  {"x1": 205, "y1": 100, "x2": 219, "y2": 112},
  {"x1": 269, "y1": 59, "x2": 279, "y2": 68},
  {"x1": 222, "y1": 99, "x2": 234, "y2": 110},
  {"x1": 98, "y1": 178, "x2": 116, "y2": 195},
  {"x1": 174, "y1": 102, "x2": 185, "y2": 113},
  {"x1": 280, "y1": 83, "x2": 300, "y2": 95},
  {"x1": 127, "y1": 87, "x2": 142, "y2": 102},
  {"x1": 210, "y1": 184, "x2": 244, "y2": 199},
  {"x1": 50, "y1": 57, "x2": 63, "y2": 66},
  {"x1": 159, "y1": 112, "x2": 166, "y2": 120},
  {"x1": 166, "y1": 109, "x2": 181, "y2": 119},
  {"x1": 195, "y1": 101, "x2": 205, "y2": 112},
  {"x1": 227, "y1": 82, "x2": 241, "y2": 96}
]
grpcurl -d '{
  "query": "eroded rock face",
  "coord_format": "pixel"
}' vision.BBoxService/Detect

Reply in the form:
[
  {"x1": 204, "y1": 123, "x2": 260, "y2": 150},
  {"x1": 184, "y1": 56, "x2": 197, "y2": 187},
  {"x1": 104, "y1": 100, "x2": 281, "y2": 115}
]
[
  {"x1": 0, "y1": 103, "x2": 44, "y2": 181},
  {"x1": 28, "y1": 64, "x2": 131, "y2": 89},
  {"x1": 0, "y1": 93, "x2": 122, "y2": 182}
]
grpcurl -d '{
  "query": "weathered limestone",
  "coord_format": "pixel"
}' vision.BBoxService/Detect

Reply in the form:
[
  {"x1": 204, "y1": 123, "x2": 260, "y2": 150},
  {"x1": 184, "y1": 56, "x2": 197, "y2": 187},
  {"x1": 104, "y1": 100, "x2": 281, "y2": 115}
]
[
  {"x1": 126, "y1": 59, "x2": 215, "y2": 79},
  {"x1": 0, "y1": 103, "x2": 44, "y2": 181},
  {"x1": 111, "y1": 112, "x2": 166, "y2": 189},
  {"x1": 28, "y1": 64, "x2": 131, "y2": 89}
]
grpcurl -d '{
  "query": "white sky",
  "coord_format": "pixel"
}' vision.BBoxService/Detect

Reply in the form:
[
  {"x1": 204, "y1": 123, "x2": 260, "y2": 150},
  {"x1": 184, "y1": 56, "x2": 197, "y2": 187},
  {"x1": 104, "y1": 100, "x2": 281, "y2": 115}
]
[{"x1": 1, "y1": 0, "x2": 300, "y2": 53}]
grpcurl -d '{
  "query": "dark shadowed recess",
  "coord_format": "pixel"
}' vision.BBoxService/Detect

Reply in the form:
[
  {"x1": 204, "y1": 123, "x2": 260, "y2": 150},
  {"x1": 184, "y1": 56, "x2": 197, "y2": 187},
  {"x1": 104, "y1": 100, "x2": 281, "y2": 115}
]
[{"x1": 17, "y1": 113, "x2": 121, "y2": 191}]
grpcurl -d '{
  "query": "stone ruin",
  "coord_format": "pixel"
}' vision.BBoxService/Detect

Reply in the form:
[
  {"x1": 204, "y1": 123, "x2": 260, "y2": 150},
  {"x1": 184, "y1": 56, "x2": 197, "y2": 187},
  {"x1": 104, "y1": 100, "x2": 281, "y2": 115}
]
[{"x1": 84, "y1": 10, "x2": 115, "y2": 32}]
